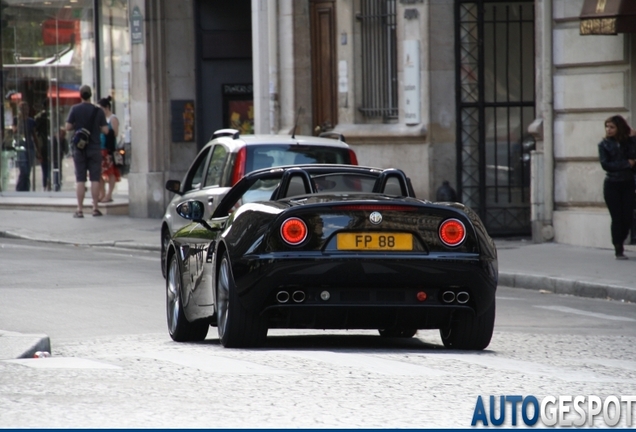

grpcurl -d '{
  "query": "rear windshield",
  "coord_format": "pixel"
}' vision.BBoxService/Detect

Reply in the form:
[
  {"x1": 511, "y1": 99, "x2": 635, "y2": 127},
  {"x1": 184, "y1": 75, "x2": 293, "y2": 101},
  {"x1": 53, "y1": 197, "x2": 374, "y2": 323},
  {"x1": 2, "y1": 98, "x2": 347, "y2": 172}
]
[{"x1": 246, "y1": 145, "x2": 352, "y2": 172}]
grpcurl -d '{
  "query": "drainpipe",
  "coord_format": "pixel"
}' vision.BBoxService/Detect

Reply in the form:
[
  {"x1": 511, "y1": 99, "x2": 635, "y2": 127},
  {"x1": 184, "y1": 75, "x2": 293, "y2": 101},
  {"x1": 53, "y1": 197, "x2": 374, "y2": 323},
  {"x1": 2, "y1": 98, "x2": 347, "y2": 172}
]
[
  {"x1": 529, "y1": 0, "x2": 554, "y2": 243},
  {"x1": 93, "y1": 0, "x2": 101, "y2": 95},
  {"x1": 278, "y1": 0, "x2": 294, "y2": 133},
  {"x1": 542, "y1": 0, "x2": 554, "y2": 242},
  {"x1": 268, "y1": 0, "x2": 279, "y2": 134}
]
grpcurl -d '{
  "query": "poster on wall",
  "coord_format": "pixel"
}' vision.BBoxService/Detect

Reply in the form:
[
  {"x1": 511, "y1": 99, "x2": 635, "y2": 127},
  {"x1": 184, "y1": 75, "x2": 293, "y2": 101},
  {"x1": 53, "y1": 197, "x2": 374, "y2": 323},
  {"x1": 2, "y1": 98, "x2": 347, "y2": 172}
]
[
  {"x1": 170, "y1": 100, "x2": 195, "y2": 142},
  {"x1": 222, "y1": 84, "x2": 253, "y2": 135}
]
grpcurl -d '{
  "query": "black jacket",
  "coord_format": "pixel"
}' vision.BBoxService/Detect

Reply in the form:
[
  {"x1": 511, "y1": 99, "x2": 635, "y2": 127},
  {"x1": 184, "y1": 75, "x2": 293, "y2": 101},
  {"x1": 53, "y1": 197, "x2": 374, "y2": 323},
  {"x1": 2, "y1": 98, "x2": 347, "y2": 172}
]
[{"x1": 598, "y1": 137, "x2": 636, "y2": 182}]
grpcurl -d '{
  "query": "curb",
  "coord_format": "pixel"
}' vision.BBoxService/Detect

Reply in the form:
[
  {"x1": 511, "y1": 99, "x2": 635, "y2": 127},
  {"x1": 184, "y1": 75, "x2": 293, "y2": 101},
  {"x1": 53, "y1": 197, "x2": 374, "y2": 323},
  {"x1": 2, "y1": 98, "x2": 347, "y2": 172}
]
[
  {"x1": 0, "y1": 230, "x2": 159, "y2": 252},
  {"x1": 2, "y1": 229, "x2": 632, "y2": 303},
  {"x1": 0, "y1": 331, "x2": 51, "y2": 360},
  {"x1": 498, "y1": 272, "x2": 636, "y2": 303}
]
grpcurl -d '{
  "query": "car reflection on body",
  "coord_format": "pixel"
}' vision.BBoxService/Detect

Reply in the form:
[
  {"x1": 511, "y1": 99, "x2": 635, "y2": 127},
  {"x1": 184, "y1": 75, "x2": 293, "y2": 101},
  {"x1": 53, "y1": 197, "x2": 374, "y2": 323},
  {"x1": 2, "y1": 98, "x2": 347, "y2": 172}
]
[{"x1": 164, "y1": 164, "x2": 498, "y2": 350}]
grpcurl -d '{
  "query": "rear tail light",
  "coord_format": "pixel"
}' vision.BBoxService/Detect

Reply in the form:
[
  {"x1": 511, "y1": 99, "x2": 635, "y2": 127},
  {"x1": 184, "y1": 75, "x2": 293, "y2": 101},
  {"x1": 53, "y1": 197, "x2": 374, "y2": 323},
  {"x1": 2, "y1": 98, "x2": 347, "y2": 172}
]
[
  {"x1": 439, "y1": 218, "x2": 466, "y2": 247},
  {"x1": 348, "y1": 149, "x2": 358, "y2": 165},
  {"x1": 280, "y1": 217, "x2": 308, "y2": 245},
  {"x1": 230, "y1": 147, "x2": 247, "y2": 185}
]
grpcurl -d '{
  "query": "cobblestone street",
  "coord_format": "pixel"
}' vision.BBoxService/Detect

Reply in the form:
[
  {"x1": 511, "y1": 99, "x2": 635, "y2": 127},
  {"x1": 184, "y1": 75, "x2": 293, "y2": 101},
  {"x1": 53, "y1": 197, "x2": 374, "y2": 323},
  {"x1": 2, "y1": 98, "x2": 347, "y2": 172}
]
[{"x1": 2, "y1": 327, "x2": 635, "y2": 428}]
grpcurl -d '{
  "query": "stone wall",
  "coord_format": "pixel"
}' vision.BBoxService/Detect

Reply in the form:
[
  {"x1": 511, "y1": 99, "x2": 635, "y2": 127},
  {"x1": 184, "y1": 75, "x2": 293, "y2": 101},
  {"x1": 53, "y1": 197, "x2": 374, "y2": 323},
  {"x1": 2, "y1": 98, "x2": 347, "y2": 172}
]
[{"x1": 551, "y1": 0, "x2": 633, "y2": 248}]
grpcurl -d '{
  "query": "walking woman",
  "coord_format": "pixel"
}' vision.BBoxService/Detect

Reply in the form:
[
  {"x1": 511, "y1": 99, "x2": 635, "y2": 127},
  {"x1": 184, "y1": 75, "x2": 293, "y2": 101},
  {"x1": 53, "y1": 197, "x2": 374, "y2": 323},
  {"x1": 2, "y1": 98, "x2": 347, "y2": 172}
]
[
  {"x1": 598, "y1": 115, "x2": 636, "y2": 259},
  {"x1": 97, "y1": 96, "x2": 121, "y2": 203}
]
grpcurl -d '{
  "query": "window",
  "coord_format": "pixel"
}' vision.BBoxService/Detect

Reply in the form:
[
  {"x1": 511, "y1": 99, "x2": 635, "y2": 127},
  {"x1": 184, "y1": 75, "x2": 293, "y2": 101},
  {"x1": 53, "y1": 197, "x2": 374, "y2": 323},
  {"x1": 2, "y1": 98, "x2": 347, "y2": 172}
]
[
  {"x1": 204, "y1": 145, "x2": 228, "y2": 187},
  {"x1": 183, "y1": 147, "x2": 211, "y2": 192},
  {"x1": 357, "y1": 0, "x2": 398, "y2": 120}
]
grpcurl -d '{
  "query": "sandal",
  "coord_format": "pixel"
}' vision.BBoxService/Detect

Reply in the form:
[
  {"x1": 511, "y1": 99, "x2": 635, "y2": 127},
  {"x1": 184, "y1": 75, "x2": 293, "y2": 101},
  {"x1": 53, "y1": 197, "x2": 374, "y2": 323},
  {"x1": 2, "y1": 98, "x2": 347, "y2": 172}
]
[
  {"x1": 92, "y1": 209, "x2": 103, "y2": 217},
  {"x1": 73, "y1": 211, "x2": 84, "y2": 218}
]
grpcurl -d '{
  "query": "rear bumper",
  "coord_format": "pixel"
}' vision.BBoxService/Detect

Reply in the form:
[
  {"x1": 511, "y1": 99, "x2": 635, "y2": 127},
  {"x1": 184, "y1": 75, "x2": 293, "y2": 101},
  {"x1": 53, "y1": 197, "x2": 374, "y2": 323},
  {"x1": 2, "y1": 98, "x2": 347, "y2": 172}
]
[{"x1": 231, "y1": 253, "x2": 497, "y2": 328}]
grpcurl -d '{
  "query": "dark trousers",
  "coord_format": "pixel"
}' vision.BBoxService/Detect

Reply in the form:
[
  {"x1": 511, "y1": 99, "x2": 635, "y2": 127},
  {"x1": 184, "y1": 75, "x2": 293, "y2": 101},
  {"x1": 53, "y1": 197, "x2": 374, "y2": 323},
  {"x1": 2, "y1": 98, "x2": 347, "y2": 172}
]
[
  {"x1": 16, "y1": 160, "x2": 31, "y2": 191},
  {"x1": 604, "y1": 179, "x2": 636, "y2": 247},
  {"x1": 40, "y1": 157, "x2": 50, "y2": 189}
]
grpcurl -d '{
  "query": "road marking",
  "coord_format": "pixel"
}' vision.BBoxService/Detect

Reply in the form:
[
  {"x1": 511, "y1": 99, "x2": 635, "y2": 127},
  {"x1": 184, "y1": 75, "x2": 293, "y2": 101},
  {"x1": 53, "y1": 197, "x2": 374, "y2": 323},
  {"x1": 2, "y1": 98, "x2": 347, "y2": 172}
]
[
  {"x1": 134, "y1": 352, "x2": 297, "y2": 375},
  {"x1": 534, "y1": 305, "x2": 636, "y2": 322},
  {"x1": 3, "y1": 357, "x2": 121, "y2": 369},
  {"x1": 272, "y1": 350, "x2": 447, "y2": 376},
  {"x1": 567, "y1": 358, "x2": 636, "y2": 372},
  {"x1": 432, "y1": 354, "x2": 626, "y2": 383}
]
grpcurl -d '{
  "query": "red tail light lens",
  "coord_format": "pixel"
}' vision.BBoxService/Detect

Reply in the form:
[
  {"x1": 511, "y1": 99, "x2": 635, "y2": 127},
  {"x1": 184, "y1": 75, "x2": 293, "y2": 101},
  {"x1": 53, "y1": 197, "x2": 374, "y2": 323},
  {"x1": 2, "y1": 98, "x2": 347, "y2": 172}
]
[
  {"x1": 231, "y1": 147, "x2": 247, "y2": 185},
  {"x1": 280, "y1": 218, "x2": 308, "y2": 245},
  {"x1": 439, "y1": 219, "x2": 466, "y2": 247},
  {"x1": 348, "y1": 149, "x2": 358, "y2": 165}
]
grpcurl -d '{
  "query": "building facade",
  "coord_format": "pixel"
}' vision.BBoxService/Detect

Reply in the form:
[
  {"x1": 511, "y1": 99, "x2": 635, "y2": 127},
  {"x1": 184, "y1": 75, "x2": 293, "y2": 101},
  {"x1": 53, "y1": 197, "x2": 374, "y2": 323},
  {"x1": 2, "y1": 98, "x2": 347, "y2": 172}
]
[{"x1": 2, "y1": 0, "x2": 635, "y2": 250}]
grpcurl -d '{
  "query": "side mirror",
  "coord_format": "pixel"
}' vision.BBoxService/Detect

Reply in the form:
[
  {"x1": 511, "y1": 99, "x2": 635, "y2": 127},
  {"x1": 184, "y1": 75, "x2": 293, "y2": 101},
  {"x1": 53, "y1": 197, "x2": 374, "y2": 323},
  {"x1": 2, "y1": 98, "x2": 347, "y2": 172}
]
[
  {"x1": 166, "y1": 180, "x2": 182, "y2": 195},
  {"x1": 176, "y1": 200, "x2": 205, "y2": 221},
  {"x1": 176, "y1": 201, "x2": 224, "y2": 232}
]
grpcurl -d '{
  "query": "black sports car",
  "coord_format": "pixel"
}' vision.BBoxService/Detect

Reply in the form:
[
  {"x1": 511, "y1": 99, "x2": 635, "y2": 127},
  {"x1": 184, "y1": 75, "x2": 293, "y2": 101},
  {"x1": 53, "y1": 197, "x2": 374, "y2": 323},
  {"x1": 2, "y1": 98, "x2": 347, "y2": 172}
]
[{"x1": 164, "y1": 165, "x2": 498, "y2": 350}]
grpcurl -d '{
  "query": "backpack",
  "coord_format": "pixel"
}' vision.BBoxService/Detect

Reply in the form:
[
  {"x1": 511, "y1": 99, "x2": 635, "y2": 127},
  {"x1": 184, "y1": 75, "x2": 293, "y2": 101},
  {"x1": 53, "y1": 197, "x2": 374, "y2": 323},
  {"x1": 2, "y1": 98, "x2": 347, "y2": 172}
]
[
  {"x1": 105, "y1": 128, "x2": 116, "y2": 154},
  {"x1": 71, "y1": 106, "x2": 98, "y2": 150}
]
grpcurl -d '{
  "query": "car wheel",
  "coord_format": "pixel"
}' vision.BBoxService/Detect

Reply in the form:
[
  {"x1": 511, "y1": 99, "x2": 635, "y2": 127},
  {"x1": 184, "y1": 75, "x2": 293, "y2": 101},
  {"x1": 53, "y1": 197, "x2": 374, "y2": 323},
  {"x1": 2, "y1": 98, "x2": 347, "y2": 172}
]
[
  {"x1": 216, "y1": 252, "x2": 267, "y2": 348},
  {"x1": 378, "y1": 328, "x2": 417, "y2": 338},
  {"x1": 166, "y1": 254, "x2": 209, "y2": 342},
  {"x1": 439, "y1": 301, "x2": 495, "y2": 350},
  {"x1": 161, "y1": 227, "x2": 170, "y2": 279}
]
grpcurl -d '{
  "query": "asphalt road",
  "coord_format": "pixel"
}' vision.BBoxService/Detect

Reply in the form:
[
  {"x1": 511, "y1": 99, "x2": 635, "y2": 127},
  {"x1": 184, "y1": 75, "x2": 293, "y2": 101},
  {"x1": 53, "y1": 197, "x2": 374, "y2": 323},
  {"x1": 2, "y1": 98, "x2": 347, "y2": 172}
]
[{"x1": 1, "y1": 238, "x2": 635, "y2": 428}]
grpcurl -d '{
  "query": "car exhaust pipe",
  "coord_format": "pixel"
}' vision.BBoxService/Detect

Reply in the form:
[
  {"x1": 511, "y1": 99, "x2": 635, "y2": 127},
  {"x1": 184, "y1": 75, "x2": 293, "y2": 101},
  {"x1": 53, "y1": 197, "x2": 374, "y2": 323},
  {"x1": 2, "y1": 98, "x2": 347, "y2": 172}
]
[
  {"x1": 292, "y1": 290, "x2": 306, "y2": 303},
  {"x1": 276, "y1": 291, "x2": 290, "y2": 303},
  {"x1": 442, "y1": 291, "x2": 456, "y2": 303},
  {"x1": 456, "y1": 291, "x2": 470, "y2": 304}
]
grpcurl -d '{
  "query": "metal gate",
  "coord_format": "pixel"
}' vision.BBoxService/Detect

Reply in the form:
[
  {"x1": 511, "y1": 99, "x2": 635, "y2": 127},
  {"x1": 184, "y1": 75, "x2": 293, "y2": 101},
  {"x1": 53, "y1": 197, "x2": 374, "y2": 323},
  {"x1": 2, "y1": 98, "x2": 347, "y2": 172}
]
[{"x1": 455, "y1": 1, "x2": 535, "y2": 236}]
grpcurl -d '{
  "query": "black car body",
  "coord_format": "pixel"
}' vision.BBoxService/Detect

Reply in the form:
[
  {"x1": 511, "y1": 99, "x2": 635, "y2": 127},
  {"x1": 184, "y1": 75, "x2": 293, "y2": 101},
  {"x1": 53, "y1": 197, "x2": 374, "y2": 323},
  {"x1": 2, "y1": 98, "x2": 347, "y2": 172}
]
[{"x1": 164, "y1": 165, "x2": 498, "y2": 350}]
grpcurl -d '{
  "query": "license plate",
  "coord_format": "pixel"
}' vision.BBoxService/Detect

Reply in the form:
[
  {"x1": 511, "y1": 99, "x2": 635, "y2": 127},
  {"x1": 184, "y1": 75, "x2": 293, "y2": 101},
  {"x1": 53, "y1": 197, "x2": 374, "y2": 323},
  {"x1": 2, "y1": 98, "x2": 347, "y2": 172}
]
[{"x1": 337, "y1": 233, "x2": 413, "y2": 251}]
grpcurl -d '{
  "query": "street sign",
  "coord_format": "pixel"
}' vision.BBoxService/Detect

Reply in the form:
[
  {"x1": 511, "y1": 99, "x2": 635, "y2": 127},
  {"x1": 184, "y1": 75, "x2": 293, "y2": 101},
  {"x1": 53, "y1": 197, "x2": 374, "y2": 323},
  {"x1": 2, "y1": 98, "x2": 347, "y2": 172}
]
[{"x1": 131, "y1": 6, "x2": 144, "y2": 45}]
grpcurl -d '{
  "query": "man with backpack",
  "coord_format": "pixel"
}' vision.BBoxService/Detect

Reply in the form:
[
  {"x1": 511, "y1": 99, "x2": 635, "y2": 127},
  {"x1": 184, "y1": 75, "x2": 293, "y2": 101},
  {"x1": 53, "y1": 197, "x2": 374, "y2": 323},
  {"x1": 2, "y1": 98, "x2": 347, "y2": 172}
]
[{"x1": 65, "y1": 85, "x2": 109, "y2": 218}]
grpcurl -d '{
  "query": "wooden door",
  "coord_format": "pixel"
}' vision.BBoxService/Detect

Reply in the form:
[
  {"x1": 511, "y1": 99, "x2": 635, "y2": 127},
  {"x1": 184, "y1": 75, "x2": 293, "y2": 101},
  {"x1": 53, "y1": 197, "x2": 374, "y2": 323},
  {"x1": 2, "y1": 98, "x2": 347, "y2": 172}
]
[{"x1": 310, "y1": 0, "x2": 337, "y2": 134}]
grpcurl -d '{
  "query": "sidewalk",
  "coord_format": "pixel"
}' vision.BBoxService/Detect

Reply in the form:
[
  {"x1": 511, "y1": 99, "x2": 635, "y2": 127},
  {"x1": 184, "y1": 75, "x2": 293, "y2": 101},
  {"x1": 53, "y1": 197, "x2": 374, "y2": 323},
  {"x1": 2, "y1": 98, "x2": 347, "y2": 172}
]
[{"x1": 0, "y1": 198, "x2": 635, "y2": 359}]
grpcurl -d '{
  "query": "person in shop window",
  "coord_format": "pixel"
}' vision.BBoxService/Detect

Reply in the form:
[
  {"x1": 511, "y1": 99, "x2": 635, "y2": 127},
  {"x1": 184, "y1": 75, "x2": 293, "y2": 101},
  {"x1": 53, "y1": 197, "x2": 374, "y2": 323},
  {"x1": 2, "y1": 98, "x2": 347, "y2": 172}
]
[
  {"x1": 15, "y1": 102, "x2": 40, "y2": 192},
  {"x1": 34, "y1": 99, "x2": 52, "y2": 191}
]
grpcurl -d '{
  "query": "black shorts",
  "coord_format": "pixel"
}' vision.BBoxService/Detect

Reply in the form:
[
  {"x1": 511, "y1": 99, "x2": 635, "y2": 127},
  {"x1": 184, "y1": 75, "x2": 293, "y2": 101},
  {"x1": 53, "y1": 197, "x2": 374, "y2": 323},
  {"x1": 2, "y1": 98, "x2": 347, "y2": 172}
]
[{"x1": 73, "y1": 144, "x2": 102, "y2": 182}]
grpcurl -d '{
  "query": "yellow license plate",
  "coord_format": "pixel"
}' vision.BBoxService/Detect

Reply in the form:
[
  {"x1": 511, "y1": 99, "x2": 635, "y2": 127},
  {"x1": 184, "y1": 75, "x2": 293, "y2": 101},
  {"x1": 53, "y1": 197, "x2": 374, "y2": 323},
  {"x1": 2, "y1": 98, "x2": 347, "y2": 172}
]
[{"x1": 337, "y1": 233, "x2": 413, "y2": 251}]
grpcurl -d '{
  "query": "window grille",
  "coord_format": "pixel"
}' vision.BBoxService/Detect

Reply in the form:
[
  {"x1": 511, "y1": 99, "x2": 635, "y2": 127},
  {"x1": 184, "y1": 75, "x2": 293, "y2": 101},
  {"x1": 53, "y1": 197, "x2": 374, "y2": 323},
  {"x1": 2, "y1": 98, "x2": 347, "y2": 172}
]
[{"x1": 357, "y1": 0, "x2": 398, "y2": 120}]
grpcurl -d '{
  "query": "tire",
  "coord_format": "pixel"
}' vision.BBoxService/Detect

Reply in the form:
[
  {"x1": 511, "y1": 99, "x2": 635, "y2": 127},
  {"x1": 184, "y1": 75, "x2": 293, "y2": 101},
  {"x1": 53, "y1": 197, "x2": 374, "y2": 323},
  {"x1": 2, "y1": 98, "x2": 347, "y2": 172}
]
[
  {"x1": 166, "y1": 254, "x2": 209, "y2": 342},
  {"x1": 439, "y1": 301, "x2": 495, "y2": 350},
  {"x1": 378, "y1": 328, "x2": 417, "y2": 338},
  {"x1": 161, "y1": 227, "x2": 170, "y2": 279},
  {"x1": 216, "y1": 252, "x2": 267, "y2": 348}
]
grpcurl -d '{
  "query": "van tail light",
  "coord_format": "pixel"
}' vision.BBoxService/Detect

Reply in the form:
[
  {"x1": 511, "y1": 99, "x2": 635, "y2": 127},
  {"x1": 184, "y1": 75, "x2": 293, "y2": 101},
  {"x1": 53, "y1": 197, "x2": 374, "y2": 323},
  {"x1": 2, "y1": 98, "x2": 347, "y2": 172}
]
[
  {"x1": 280, "y1": 217, "x2": 308, "y2": 245},
  {"x1": 439, "y1": 218, "x2": 466, "y2": 247},
  {"x1": 231, "y1": 147, "x2": 247, "y2": 185},
  {"x1": 348, "y1": 149, "x2": 358, "y2": 165}
]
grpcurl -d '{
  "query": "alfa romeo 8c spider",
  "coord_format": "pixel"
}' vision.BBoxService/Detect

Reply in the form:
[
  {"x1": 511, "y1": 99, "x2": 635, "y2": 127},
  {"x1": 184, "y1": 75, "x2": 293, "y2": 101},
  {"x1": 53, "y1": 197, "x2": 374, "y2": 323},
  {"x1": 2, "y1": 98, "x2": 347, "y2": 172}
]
[{"x1": 164, "y1": 164, "x2": 498, "y2": 350}]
